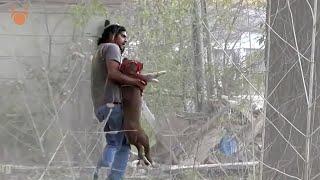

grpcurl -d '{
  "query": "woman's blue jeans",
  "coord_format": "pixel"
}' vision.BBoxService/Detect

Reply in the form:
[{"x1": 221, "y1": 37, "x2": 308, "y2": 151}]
[{"x1": 94, "y1": 104, "x2": 130, "y2": 180}]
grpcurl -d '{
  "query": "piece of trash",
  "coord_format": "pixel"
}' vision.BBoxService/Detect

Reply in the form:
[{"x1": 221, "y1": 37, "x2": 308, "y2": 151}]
[{"x1": 219, "y1": 136, "x2": 237, "y2": 156}]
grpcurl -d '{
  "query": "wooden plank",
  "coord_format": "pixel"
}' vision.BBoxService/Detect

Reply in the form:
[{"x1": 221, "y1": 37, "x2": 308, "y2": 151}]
[
  {"x1": 0, "y1": 0, "x2": 123, "y2": 6},
  {"x1": 0, "y1": 161, "x2": 258, "y2": 173}
]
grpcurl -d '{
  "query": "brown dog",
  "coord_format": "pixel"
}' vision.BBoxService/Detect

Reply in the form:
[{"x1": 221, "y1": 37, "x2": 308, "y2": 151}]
[{"x1": 120, "y1": 58, "x2": 165, "y2": 165}]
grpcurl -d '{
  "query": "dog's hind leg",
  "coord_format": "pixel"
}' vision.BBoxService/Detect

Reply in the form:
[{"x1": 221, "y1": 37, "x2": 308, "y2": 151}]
[
  {"x1": 141, "y1": 134, "x2": 152, "y2": 165},
  {"x1": 136, "y1": 143, "x2": 145, "y2": 166}
]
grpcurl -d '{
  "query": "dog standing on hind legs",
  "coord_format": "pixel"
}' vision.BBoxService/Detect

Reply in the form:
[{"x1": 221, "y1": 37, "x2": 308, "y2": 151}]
[
  {"x1": 93, "y1": 59, "x2": 165, "y2": 180},
  {"x1": 120, "y1": 58, "x2": 165, "y2": 166}
]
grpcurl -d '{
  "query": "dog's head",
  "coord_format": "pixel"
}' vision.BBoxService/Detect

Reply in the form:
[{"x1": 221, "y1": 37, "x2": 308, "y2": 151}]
[{"x1": 120, "y1": 58, "x2": 143, "y2": 75}]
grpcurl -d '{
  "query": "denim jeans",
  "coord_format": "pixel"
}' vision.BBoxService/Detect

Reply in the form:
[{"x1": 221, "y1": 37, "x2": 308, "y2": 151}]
[{"x1": 94, "y1": 104, "x2": 130, "y2": 180}]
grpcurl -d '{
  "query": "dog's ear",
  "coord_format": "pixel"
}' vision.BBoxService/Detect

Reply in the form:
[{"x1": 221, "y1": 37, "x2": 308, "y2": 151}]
[
  {"x1": 122, "y1": 58, "x2": 129, "y2": 63},
  {"x1": 136, "y1": 61, "x2": 143, "y2": 72},
  {"x1": 129, "y1": 62, "x2": 137, "y2": 74}
]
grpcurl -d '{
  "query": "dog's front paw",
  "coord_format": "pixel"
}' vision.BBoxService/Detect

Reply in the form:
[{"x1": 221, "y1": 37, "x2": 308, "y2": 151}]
[
  {"x1": 151, "y1": 71, "x2": 166, "y2": 78},
  {"x1": 149, "y1": 78, "x2": 159, "y2": 83},
  {"x1": 143, "y1": 71, "x2": 166, "y2": 81}
]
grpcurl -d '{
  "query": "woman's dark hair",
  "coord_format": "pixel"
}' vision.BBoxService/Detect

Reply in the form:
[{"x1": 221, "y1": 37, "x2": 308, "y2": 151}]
[{"x1": 97, "y1": 20, "x2": 126, "y2": 46}]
